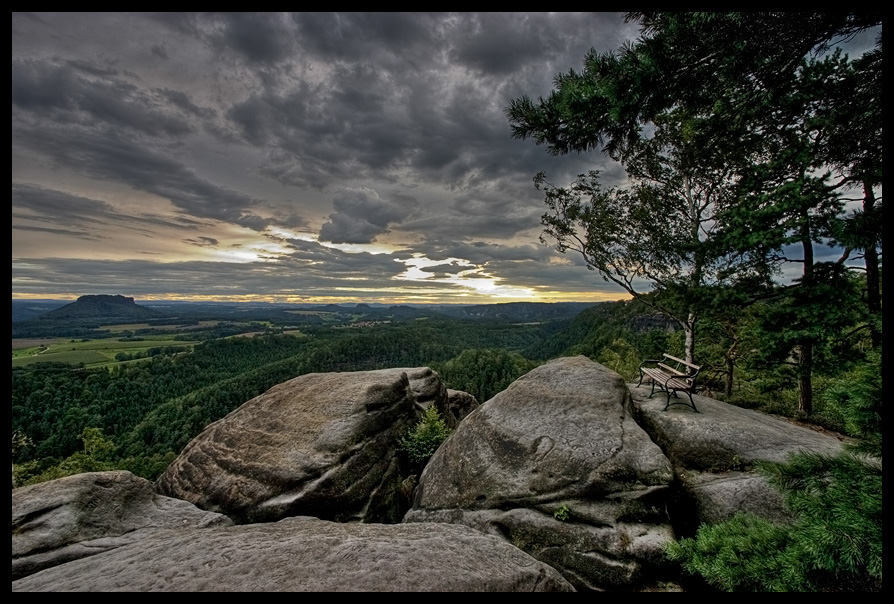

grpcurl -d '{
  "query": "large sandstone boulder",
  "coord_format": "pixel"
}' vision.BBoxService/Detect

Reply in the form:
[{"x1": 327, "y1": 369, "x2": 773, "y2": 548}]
[
  {"x1": 156, "y1": 368, "x2": 447, "y2": 524},
  {"x1": 626, "y1": 384, "x2": 847, "y2": 532},
  {"x1": 13, "y1": 516, "x2": 574, "y2": 592},
  {"x1": 405, "y1": 357, "x2": 677, "y2": 591},
  {"x1": 12, "y1": 471, "x2": 231, "y2": 581}
]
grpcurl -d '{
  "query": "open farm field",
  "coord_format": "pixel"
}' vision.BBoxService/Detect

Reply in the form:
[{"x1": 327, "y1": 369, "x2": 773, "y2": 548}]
[
  {"x1": 12, "y1": 338, "x2": 65, "y2": 350},
  {"x1": 99, "y1": 320, "x2": 220, "y2": 332},
  {"x1": 12, "y1": 337, "x2": 193, "y2": 368}
]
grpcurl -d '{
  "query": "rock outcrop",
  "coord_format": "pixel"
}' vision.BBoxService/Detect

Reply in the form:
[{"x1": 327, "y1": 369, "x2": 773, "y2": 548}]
[
  {"x1": 12, "y1": 471, "x2": 231, "y2": 581},
  {"x1": 11, "y1": 358, "x2": 855, "y2": 591},
  {"x1": 405, "y1": 356, "x2": 677, "y2": 591},
  {"x1": 626, "y1": 384, "x2": 846, "y2": 532},
  {"x1": 156, "y1": 367, "x2": 448, "y2": 524},
  {"x1": 13, "y1": 516, "x2": 574, "y2": 592}
]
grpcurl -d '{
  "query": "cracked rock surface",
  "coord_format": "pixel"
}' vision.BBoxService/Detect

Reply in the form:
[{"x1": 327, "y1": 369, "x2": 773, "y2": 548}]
[
  {"x1": 156, "y1": 368, "x2": 437, "y2": 524},
  {"x1": 12, "y1": 471, "x2": 231, "y2": 581},
  {"x1": 13, "y1": 516, "x2": 574, "y2": 592}
]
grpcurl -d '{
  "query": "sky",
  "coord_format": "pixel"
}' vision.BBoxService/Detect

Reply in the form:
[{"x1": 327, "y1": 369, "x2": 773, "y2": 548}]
[
  {"x1": 12, "y1": 13, "x2": 876, "y2": 306},
  {"x1": 12, "y1": 12, "x2": 642, "y2": 305}
]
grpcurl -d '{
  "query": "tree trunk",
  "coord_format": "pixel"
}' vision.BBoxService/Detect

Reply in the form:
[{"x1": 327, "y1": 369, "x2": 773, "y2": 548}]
[
  {"x1": 797, "y1": 206, "x2": 814, "y2": 414},
  {"x1": 863, "y1": 181, "x2": 881, "y2": 349},
  {"x1": 684, "y1": 311, "x2": 697, "y2": 365},
  {"x1": 797, "y1": 342, "x2": 813, "y2": 414},
  {"x1": 725, "y1": 356, "x2": 734, "y2": 396},
  {"x1": 724, "y1": 321, "x2": 739, "y2": 396}
]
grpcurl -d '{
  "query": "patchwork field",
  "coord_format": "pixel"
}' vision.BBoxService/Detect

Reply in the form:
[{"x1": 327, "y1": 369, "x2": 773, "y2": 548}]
[{"x1": 12, "y1": 337, "x2": 193, "y2": 368}]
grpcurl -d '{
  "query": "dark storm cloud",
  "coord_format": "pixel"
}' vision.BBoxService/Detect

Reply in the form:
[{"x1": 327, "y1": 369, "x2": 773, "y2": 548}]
[
  {"x1": 150, "y1": 44, "x2": 169, "y2": 60},
  {"x1": 291, "y1": 12, "x2": 439, "y2": 62},
  {"x1": 318, "y1": 189, "x2": 409, "y2": 244},
  {"x1": 15, "y1": 123, "x2": 277, "y2": 232},
  {"x1": 12, "y1": 59, "x2": 194, "y2": 138},
  {"x1": 13, "y1": 224, "x2": 103, "y2": 241},
  {"x1": 213, "y1": 13, "x2": 298, "y2": 64},
  {"x1": 13, "y1": 183, "x2": 122, "y2": 226},
  {"x1": 228, "y1": 13, "x2": 630, "y2": 193},
  {"x1": 449, "y1": 13, "x2": 559, "y2": 75},
  {"x1": 419, "y1": 262, "x2": 472, "y2": 276}
]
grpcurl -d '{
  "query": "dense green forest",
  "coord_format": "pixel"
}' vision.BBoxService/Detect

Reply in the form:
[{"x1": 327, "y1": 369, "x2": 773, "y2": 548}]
[{"x1": 12, "y1": 292, "x2": 876, "y2": 485}]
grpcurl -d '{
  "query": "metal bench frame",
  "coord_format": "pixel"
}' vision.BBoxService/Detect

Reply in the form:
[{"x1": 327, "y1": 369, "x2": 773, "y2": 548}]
[{"x1": 637, "y1": 353, "x2": 701, "y2": 412}]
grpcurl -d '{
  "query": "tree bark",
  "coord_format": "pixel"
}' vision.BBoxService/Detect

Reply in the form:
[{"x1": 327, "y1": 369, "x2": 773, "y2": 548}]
[
  {"x1": 797, "y1": 343, "x2": 813, "y2": 414},
  {"x1": 684, "y1": 311, "x2": 697, "y2": 365},
  {"x1": 797, "y1": 206, "x2": 814, "y2": 414}
]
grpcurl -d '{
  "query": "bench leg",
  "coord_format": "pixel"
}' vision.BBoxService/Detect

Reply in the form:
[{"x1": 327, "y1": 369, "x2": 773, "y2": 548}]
[
  {"x1": 686, "y1": 390, "x2": 699, "y2": 413},
  {"x1": 663, "y1": 389, "x2": 699, "y2": 412}
]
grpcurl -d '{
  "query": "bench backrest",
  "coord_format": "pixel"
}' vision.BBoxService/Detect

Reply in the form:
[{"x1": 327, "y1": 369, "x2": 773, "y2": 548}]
[{"x1": 662, "y1": 353, "x2": 700, "y2": 378}]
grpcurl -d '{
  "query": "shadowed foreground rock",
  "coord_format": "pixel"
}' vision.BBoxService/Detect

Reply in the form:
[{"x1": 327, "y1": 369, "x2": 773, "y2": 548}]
[
  {"x1": 13, "y1": 517, "x2": 574, "y2": 592},
  {"x1": 12, "y1": 471, "x2": 231, "y2": 581},
  {"x1": 406, "y1": 357, "x2": 677, "y2": 591},
  {"x1": 156, "y1": 368, "x2": 444, "y2": 524}
]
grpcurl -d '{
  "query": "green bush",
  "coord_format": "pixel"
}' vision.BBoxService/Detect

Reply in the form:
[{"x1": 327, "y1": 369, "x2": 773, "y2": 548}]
[
  {"x1": 399, "y1": 405, "x2": 451, "y2": 468},
  {"x1": 665, "y1": 451, "x2": 882, "y2": 591},
  {"x1": 667, "y1": 340, "x2": 882, "y2": 591}
]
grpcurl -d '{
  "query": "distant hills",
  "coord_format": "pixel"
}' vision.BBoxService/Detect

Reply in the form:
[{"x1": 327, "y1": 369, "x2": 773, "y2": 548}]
[
  {"x1": 10, "y1": 299, "x2": 69, "y2": 323},
  {"x1": 439, "y1": 302, "x2": 595, "y2": 321},
  {"x1": 12, "y1": 295, "x2": 606, "y2": 339}
]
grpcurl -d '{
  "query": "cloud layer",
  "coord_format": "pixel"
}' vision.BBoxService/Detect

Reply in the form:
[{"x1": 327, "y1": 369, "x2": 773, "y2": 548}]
[{"x1": 13, "y1": 12, "x2": 640, "y2": 303}]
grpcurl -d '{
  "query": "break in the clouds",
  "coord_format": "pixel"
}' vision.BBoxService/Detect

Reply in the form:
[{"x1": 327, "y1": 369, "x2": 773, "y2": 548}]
[{"x1": 12, "y1": 12, "x2": 642, "y2": 304}]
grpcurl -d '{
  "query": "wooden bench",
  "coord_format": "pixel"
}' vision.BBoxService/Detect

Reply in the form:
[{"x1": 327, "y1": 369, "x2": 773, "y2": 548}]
[{"x1": 637, "y1": 353, "x2": 701, "y2": 412}]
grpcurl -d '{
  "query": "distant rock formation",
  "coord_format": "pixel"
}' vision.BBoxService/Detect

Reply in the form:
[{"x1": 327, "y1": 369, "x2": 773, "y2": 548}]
[
  {"x1": 156, "y1": 367, "x2": 446, "y2": 524},
  {"x1": 444, "y1": 389, "x2": 480, "y2": 429},
  {"x1": 12, "y1": 471, "x2": 231, "y2": 581},
  {"x1": 37, "y1": 294, "x2": 162, "y2": 321}
]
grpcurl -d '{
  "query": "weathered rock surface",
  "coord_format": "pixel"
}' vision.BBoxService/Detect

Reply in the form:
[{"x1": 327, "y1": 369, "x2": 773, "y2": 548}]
[
  {"x1": 12, "y1": 471, "x2": 231, "y2": 581},
  {"x1": 13, "y1": 516, "x2": 574, "y2": 592},
  {"x1": 405, "y1": 356, "x2": 676, "y2": 591},
  {"x1": 444, "y1": 388, "x2": 480, "y2": 428},
  {"x1": 405, "y1": 366, "x2": 448, "y2": 409},
  {"x1": 626, "y1": 383, "x2": 847, "y2": 531},
  {"x1": 156, "y1": 368, "x2": 439, "y2": 524}
]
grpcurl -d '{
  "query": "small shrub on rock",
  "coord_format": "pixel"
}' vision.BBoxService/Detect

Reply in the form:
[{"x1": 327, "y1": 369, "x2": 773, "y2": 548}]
[{"x1": 399, "y1": 405, "x2": 451, "y2": 468}]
